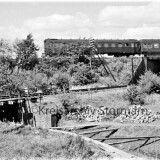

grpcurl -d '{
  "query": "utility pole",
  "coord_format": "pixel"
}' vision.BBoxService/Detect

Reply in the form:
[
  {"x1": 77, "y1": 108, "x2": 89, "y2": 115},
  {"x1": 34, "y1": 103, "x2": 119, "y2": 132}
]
[
  {"x1": 89, "y1": 38, "x2": 96, "y2": 70},
  {"x1": 131, "y1": 55, "x2": 134, "y2": 84}
]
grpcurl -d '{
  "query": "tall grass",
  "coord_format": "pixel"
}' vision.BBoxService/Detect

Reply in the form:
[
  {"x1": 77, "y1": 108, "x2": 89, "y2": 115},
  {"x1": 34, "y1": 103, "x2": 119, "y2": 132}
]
[{"x1": 0, "y1": 125, "x2": 107, "y2": 159}]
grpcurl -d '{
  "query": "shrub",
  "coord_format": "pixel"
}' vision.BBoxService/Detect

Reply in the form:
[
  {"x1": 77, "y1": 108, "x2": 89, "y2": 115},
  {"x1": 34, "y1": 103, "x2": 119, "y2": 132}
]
[
  {"x1": 123, "y1": 85, "x2": 146, "y2": 105},
  {"x1": 119, "y1": 70, "x2": 132, "y2": 85},
  {"x1": 72, "y1": 64, "x2": 99, "y2": 85},
  {"x1": 138, "y1": 70, "x2": 160, "y2": 94},
  {"x1": 51, "y1": 72, "x2": 71, "y2": 93},
  {"x1": 65, "y1": 136, "x2": 94, "y2": 159},
  {"x1": 59, "y1": 93, "x2": 81, "y2": 115}
]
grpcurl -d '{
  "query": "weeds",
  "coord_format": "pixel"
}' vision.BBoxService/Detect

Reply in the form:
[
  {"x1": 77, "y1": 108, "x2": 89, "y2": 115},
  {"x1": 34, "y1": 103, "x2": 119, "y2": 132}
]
[
  {"x1": 0, "y1": 124, "x2": 104, "y2": 160},
  {"x1": 123, "y1": 85, "x2": 146, "y2": 105},
  {"x1": 138, "y1": 71, "x2": 160, "y2": 94}
]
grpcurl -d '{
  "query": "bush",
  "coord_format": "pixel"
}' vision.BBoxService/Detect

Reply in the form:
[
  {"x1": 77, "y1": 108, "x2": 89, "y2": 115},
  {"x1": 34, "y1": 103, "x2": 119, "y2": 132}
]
[
  {"x1": 59, "y1": 93, "x2": 81, "y2": 115},
  {"x1": 123, "y1": 85, "x2": 146, "y2": 105},
  {"x1": 65, "y1": 136, "x2": 94, "y2": 159},
  {"x1": 138, "y1": 70, "x2": 160, "y2": 94},
  {"x1": 51, "y1": 72, "x2": 71, "y2": 93},
  {"x1": 72, "y1": 64, "x2": 99, "y2": 85}
]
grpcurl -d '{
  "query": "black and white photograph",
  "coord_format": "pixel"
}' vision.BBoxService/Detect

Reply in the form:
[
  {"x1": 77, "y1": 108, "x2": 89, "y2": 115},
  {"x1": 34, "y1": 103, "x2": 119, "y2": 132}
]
[{"x1": 0, "y1": 0, "x2": 160, "y2": 159}]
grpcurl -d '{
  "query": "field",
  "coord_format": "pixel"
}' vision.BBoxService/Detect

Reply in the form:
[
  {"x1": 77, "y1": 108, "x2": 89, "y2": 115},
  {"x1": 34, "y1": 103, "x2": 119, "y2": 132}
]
[{"x1": 41, "y1": 88, "x2": 160, "y2": 114}]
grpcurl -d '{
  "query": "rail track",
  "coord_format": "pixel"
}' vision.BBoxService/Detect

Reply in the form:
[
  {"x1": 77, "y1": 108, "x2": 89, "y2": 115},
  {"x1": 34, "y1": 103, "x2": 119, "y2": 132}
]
[
  {"x1": 51, "y1": 123, "x2": 160, "y2": 159},
  {"x1": 70, "y1": 85, "x2": 127, "y2": 93}
]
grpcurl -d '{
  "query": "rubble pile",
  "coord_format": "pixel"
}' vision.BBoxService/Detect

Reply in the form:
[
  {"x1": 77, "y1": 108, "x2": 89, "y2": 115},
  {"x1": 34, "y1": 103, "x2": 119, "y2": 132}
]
[
  {"x1": 66, "y1": 105, "x2": 160, "y2": 123},
  {"x1": 66, "y1": 105, "x2": 114, "y2": 122},
  {"x1": 115, "y1": 105, "x2": 160, "y2": 123}
]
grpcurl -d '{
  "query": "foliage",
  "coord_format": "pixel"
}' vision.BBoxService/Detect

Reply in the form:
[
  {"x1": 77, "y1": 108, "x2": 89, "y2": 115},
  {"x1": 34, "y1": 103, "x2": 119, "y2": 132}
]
[
  {"x1": 123, "y1": 85, "x2": 146, "y2": 105},
  {"x1": 50, "y1": 72, "x2": 71, "y2": 93},
  {"x1": 0, "y1": 125, "x2": 97, "y2": 159},
  {"x1": 0, "y1": 64, "x2": 50, "y2": 95},
  {"x1": 71, "y1": 63, "x2": 99, "y2": 85},
  {"x1": 15, "y1": 34, "x2": 39, "y2": 71},
  {"x1": 0, "y1": 35, "x2": 144, "y2": 96},
  {"x1": 38, "y1": 56, "x2": 57, "y2": 78},
  {"x1": 0, "y1": 64, "x2": 21, "y2": 95},
  {"x1": 119, "y1": 70, "x2": 132, "y2": 85},
  {"x1": 65, "y1": 136, "x2": 94, "y2": 159},
  {"x1": 59, "y1": 93, "x2": 81, "y2": 114},
  {"x1": 0, "y1": 39, "x2": 16, "y2": 71},
  {"x1": 138, "y1": 70, "x2": 160, "y2": 94}
]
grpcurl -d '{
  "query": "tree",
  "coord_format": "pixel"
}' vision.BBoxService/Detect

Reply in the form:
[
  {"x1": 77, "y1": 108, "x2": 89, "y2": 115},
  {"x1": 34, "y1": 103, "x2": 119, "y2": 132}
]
[
  {"x1": 72, "y1": 63, "x2": 99, "y2": 85},
  {"x1": 15, "y1": 34, "x2": 39, "y2": 71},
  {"x1": 0, "y1": 39, "x2": 16, "y2": 72}
]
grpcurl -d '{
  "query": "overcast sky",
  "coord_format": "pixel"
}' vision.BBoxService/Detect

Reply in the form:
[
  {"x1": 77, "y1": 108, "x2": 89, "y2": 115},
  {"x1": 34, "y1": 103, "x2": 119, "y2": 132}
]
[{"x1": 0, "y1": 0, "x2": 160, "y2": 53}]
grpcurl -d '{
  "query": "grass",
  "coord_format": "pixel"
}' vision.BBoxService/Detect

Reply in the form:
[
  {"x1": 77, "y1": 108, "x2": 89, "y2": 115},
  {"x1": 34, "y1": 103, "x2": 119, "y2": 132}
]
[
  {"x1": 31, "y1": 89, "x2": 160, "y2": 127},
  {"x1": 40, "y1": 88, "x2": 129, "y2": 110},
  {"x1": 144, "y1": 93, "x2": 160, "y2": 112},
  {"x1": 81, "y1": 123, "x2": 160, "y2": 159},
  {"x1": 0, "y1": 123, "x2": 110, "y2": 159},
  {"x1": 111, "y1": 125, "x2": 160, "y2": 159}
]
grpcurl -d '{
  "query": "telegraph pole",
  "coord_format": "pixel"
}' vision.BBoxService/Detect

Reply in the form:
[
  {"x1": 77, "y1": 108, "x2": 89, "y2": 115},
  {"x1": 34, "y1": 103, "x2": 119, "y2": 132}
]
[{"x1": 89, "y1": 38, "x2": 96, "y2": 70}]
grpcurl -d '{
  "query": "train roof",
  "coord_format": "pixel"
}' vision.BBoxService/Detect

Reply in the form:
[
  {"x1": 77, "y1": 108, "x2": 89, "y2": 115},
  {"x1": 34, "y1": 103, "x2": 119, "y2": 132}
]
[
  {"x1": 140, "y1": 39, "x2": 160, "y2": 43},
  {"x1": 44, "y1": 39, "x2": 139, "y2": 43},
  {"x1": 44, "y1": 39, "x2": 87, "y2": 43},
  {"x1": 95, "y1": 39, "x2": 139, "y2": 43}
]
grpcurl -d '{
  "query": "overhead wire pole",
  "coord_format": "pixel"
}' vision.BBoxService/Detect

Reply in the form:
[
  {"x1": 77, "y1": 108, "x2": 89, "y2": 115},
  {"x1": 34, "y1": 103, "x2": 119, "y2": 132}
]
[
  {"x1": 131, "y1": 55, "x2": 134, "y2": 84},
  {"x1": 88, "y1": 38, "x2": 116, "y2": 82},
  {"x1": 89, "y1": 37, "x2": 95, "y2": 70},
  {"x1": 88, "y1": 37, "x2": 99, "y2": 100},
  {"x1": 99, "y1": 54, "x2": 116, "y2": 82}
]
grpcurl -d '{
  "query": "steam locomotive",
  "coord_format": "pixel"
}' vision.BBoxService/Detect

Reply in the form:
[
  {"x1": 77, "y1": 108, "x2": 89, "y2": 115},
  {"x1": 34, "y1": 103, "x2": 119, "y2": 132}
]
[{"x1": 44, "y1": 39, "x2": 160, "y2": 56}]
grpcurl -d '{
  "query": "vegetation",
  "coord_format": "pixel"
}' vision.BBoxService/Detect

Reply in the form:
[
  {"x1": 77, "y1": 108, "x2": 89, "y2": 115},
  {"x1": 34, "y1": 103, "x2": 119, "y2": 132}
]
[
  {"x1": 15, "y1": 34, "x2": 39, "y2": 71},
  {"x1": 138, "y1": 70, "x2": 160, "y2": 94},
  {"x1": 123, "y1": 85, "x2": 146, "y2": 105},
  {"x1": 123, "y1": 71, "x2": 160, "y2": 105},
  {"x1": 0, "y1": 124, "x2": 109, "y2": 159},
  {"x1": 0, "y1": 33, "x2": 151, "y2": 97}
]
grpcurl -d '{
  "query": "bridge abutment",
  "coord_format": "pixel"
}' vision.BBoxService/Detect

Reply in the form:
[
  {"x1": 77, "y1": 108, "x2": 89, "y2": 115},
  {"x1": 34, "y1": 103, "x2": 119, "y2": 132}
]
[{"x1": 130, "y1": 56, "x2": 160, "y2": 84}]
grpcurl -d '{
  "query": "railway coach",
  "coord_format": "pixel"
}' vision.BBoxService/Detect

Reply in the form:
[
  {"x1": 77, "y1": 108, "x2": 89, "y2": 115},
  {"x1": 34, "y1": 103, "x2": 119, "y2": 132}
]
[
  {"x1": 95, "y1": 39, "x2": 141, "y2": 56},
  {"x1": 140, "y1": 39, "x2": 160, "y2": 55},
  {"x1": 44, "y1": 38, "x2": 141, "y2": 56},
  {"x1": 44, "y1": 38, "x2": 160, "y2": 56}
]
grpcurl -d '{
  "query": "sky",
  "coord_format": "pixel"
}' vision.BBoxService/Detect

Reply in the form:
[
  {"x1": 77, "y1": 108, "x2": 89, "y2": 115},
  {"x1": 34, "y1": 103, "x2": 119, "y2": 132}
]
[{"x1": 0, "y1": 0, "x2": 160, "y2": 54}]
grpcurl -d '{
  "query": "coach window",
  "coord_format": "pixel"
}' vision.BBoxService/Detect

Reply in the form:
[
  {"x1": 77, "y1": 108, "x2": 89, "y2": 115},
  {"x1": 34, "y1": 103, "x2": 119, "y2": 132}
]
[
  {"x1": 125, "y1": 43, "x2": 129, "y2": 47},
  {"x1": 148, "y1": 44, "x2": 152, "y2": 49},
  {"x1": 111, "y1": 43, "x2": 115, "y2": 47},
  {"x1": 154, "y1": 43, "x2": 159, "y2": 48},
  {"x1": 118, "y1": 43, "x2": 123, "y2": 47},
  {"x1": 131, "y1": 43, "x2": 134, "y2": 48},
  {"x1": 104, "y1": 43, "x2": 108, "y2": 47},
  {"x1": 97, "y1": 43, "x2": 102, "y2": 47}
]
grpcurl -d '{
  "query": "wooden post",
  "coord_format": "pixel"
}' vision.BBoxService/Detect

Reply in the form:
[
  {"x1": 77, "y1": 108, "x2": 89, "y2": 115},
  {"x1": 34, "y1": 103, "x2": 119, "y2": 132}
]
[
  {"x1": 131, "y1": 56, "x2": 134, "y2": 83},
  {"x1": 90, "y1": 49, "x2": 92, "y2": 70},
  {"x1": 144, "y1": 55, "x2": 148, "y2": 71}
]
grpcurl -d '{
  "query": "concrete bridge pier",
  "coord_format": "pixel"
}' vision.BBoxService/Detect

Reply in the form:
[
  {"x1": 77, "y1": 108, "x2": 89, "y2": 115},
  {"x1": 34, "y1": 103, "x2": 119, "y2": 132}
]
[{"x1": 130, "y1": 55, "x2": 160, "y2": 84}]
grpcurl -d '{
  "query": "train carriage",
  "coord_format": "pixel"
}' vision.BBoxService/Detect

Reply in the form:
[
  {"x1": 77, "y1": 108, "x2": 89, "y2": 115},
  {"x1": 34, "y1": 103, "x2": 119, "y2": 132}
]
[
  {"x1": 140, "y1": 39, "x2": 160, "y2": 55},
  {"x1": 44, "y1": 38, "x2": 160, "y2": 56},
  {"x1": 95, "y1": 39, "x2": 141, "y2": 56}
]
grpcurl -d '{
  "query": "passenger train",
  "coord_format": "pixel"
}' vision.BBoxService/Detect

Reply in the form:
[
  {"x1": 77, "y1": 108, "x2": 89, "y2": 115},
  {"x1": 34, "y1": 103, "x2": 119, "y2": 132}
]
[{"x1": 44, "y1": 39, "x2": 160, "y2": 56}]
